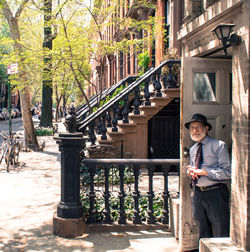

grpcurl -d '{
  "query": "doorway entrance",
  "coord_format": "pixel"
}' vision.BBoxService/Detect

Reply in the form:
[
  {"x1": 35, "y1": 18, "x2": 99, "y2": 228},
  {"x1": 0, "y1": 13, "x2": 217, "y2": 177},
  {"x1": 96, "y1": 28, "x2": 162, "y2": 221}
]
[
  {"x1": 148, "y1": 98, "x2": 180, "y2": 172},
  {"x1": 180, "y1": 56, "x2": 232, "y2": 250}
]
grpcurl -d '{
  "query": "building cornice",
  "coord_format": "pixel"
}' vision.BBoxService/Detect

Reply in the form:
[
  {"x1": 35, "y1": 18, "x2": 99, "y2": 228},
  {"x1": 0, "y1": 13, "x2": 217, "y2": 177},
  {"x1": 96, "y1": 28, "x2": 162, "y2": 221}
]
[{"x1": 177, "y1": 0, "x2": 243, "y2": 42}]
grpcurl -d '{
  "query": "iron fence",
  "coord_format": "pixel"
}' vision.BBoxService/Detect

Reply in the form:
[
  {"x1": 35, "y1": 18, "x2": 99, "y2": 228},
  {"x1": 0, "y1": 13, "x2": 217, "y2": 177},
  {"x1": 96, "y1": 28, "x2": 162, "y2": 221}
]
[{"x1": 81, "y1": 158, "x2": 180, "y2": 225}]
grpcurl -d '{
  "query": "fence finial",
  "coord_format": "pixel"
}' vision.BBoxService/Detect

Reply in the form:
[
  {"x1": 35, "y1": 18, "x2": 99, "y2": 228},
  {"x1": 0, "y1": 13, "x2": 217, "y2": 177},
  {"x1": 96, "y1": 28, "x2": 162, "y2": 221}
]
[{"x1": 64, "y1": 106, "x2": 80, "y2": 133}]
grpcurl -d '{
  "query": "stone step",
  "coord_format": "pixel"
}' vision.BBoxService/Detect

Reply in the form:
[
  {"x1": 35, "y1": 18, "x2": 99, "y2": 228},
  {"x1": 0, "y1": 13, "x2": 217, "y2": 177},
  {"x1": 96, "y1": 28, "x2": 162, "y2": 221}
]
[
  {"x1": 139, "y1": 105, "x2": 160, "y2": 116},
  {"x1": 107, "y1": 130, "x2": 125, "y2": 140},
  {"x1": 96, "y1": 136, "x2": 115, "y2": 144},
  {"x1": 163, "y1": 88, "x2": 180, "y2": 97},
  {"x1": 117, "y1": 122, "x2": 136, "y2": 133},
  {"x1": 92, "y1": 89, "x2": 180, "y2": 158},
  {"x1": 128, "y1": 114, "x2": 147, "y2": 124},
  {"x1": 150, "y1": 96, "x2": 172, "y2": 107}
]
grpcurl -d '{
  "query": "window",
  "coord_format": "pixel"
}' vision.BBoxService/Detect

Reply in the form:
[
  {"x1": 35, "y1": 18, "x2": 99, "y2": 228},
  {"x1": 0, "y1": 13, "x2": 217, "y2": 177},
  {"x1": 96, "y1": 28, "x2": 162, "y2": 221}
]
[{"x1": 193, "y1": 72, "x2": 216, "y2": 102}]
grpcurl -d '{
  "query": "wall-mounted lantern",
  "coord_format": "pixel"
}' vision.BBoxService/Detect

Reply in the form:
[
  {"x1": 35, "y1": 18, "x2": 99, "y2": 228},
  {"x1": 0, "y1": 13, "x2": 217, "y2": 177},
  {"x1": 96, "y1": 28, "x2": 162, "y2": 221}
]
[{"x1": 211, "y1": 24, "x2": 241, "y2": 54}]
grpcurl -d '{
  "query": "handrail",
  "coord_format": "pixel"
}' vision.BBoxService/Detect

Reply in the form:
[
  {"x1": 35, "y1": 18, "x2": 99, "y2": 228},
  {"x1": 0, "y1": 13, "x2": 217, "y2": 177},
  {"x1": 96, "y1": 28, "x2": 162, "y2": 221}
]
[
  {"x1": 79, "y1": 59, "x2": 180, "y2": 130},
  {"x1": 75, "y1": 94, "x2": 97, "y2": 112},
  {"x1": 83, "y1": 158, "x2": 180, "y2": 165},
  {"x1": 76, "y1": 75, "x2": 138, "y2": 120}
]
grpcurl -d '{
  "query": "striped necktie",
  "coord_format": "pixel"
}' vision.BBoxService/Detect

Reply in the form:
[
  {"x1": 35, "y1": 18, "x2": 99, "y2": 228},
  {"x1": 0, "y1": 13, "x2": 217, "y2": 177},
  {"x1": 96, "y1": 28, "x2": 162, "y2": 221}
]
[
  {"x1": 195, "y1": 142, "x2": 203, "y2": 169},
  {"x1": 190, "y1": 142, "x2": 203, "y2": 188}
]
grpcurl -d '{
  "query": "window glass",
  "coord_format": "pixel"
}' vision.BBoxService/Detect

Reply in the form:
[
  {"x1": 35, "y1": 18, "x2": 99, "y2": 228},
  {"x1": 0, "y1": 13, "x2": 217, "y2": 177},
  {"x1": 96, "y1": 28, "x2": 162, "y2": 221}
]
[{"x1": 193, "y1": 72, "x2": 216, "y2": 102}]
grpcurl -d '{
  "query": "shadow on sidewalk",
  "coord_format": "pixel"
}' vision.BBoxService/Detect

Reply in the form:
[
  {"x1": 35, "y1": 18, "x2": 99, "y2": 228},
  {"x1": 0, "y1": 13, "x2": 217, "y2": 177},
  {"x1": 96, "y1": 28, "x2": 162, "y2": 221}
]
[
  {"x1": 39, "y1": 150, "x2": 60, "y2": 161},
  {"x1": 0, "y1": 223, "x2": 179, "y2": 251}
]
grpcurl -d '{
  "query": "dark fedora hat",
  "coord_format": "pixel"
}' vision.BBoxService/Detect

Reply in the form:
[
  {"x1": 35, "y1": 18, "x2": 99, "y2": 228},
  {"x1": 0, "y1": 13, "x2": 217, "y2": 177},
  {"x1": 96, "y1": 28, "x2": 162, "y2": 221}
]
[{"x1": 185, "y1": 113, "x2": 212, "y2": 131}]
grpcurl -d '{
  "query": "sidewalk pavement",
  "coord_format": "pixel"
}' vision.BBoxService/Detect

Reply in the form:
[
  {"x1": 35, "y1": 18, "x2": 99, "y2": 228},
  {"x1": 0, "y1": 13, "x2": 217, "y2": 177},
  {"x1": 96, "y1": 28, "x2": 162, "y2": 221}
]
[{"x1": 0, "y1": 121, "x2": 180, "y2": 252}]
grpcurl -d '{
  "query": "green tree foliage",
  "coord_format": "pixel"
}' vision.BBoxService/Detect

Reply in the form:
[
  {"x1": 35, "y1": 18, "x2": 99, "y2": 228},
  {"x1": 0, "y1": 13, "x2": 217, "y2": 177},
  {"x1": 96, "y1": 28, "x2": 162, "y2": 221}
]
[
  {"x1": 0, "y1": 0, "x2": 41, "y2": 150},
  {"x1": 0, "y1": 0, "x2": 164, "y2": 127},
  {"x1": 67, "y1": 0, "x2": 158, "y2": 109},
  {"x1": 138, "y1": 51, "x2": 150, "y2": 75},
  {"x1": 53, "y1": 2, "x2": 92, "y2": 109}
]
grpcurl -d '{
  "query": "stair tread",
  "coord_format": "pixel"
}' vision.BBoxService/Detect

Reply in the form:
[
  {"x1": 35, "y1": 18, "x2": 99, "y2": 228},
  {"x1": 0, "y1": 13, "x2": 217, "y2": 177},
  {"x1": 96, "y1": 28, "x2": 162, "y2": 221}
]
[
  {"x1": 163, "y1": 88, "x2": 180, "y2": 97},
  {"x1": 98, "y1": 139, "x2": 115, "y2": 143},
  {"x1": 140, "y1": 105, "x2": 159, "y2": 109},
  {"x1": 118, "y1": 122, "x2": 136, "y2": 126},
  {"x1": 108, "y1": 130, "x2": 125, "y2": 135},
  {"x1": 150, "y1": 96, "x2": 170, "y2": 101},
  {"x1": 129, "y1": 113, "x2": 147, "y2": 118}
]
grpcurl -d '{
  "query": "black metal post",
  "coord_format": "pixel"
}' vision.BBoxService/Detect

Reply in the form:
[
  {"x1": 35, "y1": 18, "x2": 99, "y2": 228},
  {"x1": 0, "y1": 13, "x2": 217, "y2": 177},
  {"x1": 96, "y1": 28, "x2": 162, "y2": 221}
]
[
  {"x1": 118, "y1": 164, "x2": 126, "y2": 224},
  {"x1": 106, "y1": 110, "x2": 112, "y2": 127},
  {"x1": 161, "y1": 165, "x2": 170, "y2": 224},
  {"x1": 122, "y1": 96, "x2": 129, "y2": 123},
  {"x1": 112, "y1": 104, "x2": 119, "y2": 132},
  {"x1": 103, "y1": 165, "x2": 112, "y2": 223},
  {"x1": 88, "y1": 163, "x2": 96, "y2": 223},
  {"x1": 144, "y1": 78, "x2": 151, "y2": 106},
  {"x1": 155, "y1": 70, "x2": 162, "y2": 97},
  {"x1": 147, "y1": 165, "x2": 156, "y2": 224},
  {"x1": 101, "y1": 113, "x2": 107, "y2": 140},
  {"x1": 133, "y1": 164, "x2": 142, "y2": 224},
  {"x1": 133, "y1": 86, "x2": 140, "y2": 115},
  {"x1": 55, "y1": 132, "x2": 85, "y2": 218}
]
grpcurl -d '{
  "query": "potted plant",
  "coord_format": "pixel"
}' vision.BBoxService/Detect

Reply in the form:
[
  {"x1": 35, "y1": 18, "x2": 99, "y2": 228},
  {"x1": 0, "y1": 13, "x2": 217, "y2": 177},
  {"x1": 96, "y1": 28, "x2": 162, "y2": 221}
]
[{"x1": 161, "y1": 48, "x2": 180, "y2": 88}]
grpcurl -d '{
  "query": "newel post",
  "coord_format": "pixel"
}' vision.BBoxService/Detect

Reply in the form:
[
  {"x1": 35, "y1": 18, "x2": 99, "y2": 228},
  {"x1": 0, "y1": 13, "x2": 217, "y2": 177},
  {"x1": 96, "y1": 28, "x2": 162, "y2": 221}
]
[{"x1": 53, "y1": 107, "x2": 86, "y2": 238}]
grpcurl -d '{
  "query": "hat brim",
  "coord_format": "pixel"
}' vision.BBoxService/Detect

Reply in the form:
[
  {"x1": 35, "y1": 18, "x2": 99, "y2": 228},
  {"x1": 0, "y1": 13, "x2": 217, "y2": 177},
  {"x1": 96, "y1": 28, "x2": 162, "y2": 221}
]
[{"x1": 185, "y1": 119, "x2": 212, "y2": 131}]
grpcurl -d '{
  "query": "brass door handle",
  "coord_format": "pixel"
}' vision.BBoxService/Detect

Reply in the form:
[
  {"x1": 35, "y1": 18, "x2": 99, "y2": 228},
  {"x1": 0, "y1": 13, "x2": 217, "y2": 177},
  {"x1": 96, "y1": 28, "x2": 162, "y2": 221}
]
[{"x1": 183, "y1": 147, "x2": 189, "y2": 158}]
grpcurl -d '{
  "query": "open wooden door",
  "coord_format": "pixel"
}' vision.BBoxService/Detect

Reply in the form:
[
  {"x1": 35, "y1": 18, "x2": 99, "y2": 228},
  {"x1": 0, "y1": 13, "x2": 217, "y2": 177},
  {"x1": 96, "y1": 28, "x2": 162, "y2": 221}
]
[{"x1": 179, "y1": 57, "x2": 232, "y2": 251}]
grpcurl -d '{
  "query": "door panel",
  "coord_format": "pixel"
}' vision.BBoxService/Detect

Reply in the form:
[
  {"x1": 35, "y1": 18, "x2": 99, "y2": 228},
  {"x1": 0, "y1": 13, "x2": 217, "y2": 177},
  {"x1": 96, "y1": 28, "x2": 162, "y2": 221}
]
[{"x1": 183, "y1": 57, "x2": 232, "y2": 145}]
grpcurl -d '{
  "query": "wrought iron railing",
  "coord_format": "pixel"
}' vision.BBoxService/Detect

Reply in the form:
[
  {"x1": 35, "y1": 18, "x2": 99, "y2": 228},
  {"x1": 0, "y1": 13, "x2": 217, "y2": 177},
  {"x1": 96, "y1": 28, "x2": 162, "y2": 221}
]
[
  {"x1": 81, "y1": 158, "x2": 180, "y2": 224},
  {"x1": 76, "y1": 75, "x2": 138, "y2": 121},
  {"x1": 77, "y1": 60, "x2": 181, "y2": 145}
]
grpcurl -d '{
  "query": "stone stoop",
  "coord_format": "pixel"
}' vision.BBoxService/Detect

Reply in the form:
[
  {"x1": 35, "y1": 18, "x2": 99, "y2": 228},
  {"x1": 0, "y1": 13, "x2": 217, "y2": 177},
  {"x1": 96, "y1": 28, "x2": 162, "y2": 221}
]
[
  {"x1": 88, "y1": 88, "x2": 180, "y2": 159},
  {"x1": 199, "y1": 238, "x2": 247, "y2": 252},
  {"x1": 168, "y1": 200, "x2": 248, "y2": 252},
  {"x1": 169, "y1": 198, "x2": 180, "y2": 240}
]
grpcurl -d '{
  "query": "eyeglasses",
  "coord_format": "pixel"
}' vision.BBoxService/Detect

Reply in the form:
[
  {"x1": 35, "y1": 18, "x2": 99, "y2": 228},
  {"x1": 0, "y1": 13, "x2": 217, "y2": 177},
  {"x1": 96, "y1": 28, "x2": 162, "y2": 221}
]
[{"x1": 189, "y1": 125, "x2": 205, "y2": 131}]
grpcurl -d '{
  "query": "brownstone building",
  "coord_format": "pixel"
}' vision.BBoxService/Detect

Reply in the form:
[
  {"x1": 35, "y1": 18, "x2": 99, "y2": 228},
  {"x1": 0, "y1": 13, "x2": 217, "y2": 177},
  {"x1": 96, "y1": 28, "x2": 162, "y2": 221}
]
[
  {"x1": 89, "y1": 0, "x2": 183, "y2": 93},
  {"x1": 89, "y1": 0, "x2": 250, "y2": 251},
  {"x1": 178, "y1": 0, "x2": 250, "y2": 251}
]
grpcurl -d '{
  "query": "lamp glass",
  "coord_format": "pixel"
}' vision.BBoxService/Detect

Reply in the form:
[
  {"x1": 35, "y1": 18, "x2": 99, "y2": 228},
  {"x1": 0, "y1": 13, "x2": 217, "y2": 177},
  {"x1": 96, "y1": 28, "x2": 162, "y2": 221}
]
[
  {"x1": 211, "y1": 23, "x2": 238, "y2": 55},
  {"x1": 212, "y1": 24, "x2": 235, "y2": 41},
  {"x1": 214, "y1": 27, "x2": 222, "y2": 40},
  {"x1": 221, "y1": 26, "x2": 231, "y2": 40}
]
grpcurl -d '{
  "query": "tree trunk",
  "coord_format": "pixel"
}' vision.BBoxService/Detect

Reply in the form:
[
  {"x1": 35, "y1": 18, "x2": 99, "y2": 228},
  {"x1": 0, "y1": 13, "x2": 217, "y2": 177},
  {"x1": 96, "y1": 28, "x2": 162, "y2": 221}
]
[
  {"x1": 40, "y1": 83, "x2": 53, "y2": 127},
  {"x1": 1, "y1": 0, "x2": 40, "y2": 150},
  {"x1": 62, "y1": 94, "x2": 67, "y2": 116},
  {"x1": 20, "y1": 87, "x2": 40, "y2": 150},
  {"x1": 54, "y1": 84, "x2": 62, "y2": 121},
  {"x1": 40, "y1": 0, "x2": 53, "y2": 127}
]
